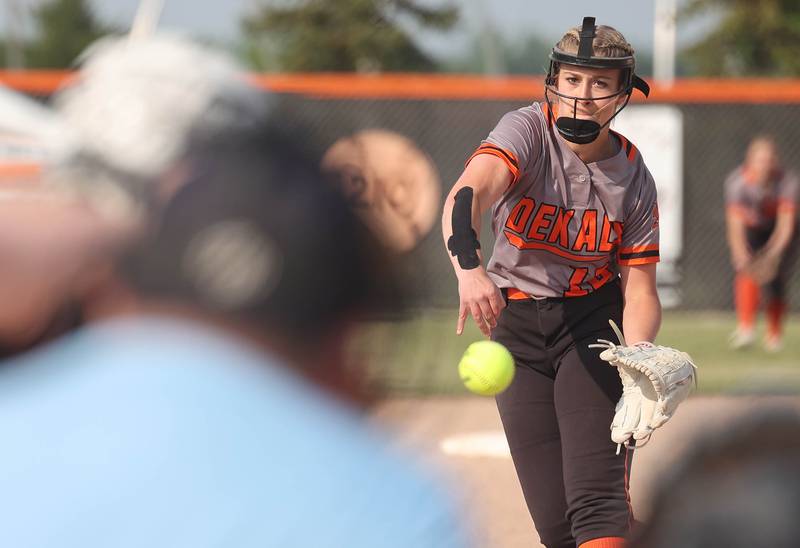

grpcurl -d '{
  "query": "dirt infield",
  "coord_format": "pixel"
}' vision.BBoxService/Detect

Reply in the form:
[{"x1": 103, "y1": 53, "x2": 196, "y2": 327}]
[{"x1": 372, "y1": 395, "x2": 800, "y2": 547}]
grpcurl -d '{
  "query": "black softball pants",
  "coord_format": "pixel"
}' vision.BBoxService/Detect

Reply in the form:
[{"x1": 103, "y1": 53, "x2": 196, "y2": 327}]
[
  {"x1": 746, "y1": 225, "x2": 798, "y2": 300},
  {"x1": 492, "y1": 280, "x2": 633, "y2": 548}
]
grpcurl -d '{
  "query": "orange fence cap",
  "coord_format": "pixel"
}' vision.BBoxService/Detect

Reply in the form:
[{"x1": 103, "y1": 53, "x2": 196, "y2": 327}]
[{"x1": 1, "y1": 71, "x2": 799, "y2": 103}]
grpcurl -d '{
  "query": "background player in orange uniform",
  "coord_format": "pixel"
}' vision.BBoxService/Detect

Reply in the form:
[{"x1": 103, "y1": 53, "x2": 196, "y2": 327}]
[{"x1": 726, "y1": 135, "x2": 798, "y2": 351}]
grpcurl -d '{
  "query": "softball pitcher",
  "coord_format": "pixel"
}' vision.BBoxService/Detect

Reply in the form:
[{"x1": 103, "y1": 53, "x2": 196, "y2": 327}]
[{"x1": 443, "y1": 17, "x2": 694, "y2": 548}]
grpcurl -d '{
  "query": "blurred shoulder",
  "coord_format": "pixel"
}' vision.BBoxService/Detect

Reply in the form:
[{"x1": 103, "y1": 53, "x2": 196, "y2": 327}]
[{"x1": 0, "y1": 316, "x2": 469, "y2": 547}]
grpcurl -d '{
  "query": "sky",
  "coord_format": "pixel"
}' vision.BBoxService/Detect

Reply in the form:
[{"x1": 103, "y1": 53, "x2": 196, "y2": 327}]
[{"x1": 5, "y1": 0, "x2": 718, "y2": 61}]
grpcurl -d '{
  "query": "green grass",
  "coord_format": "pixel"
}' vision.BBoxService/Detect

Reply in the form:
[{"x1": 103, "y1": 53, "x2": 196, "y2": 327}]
[
  {"x1": 656, "y1": 312, "x2": 800, "y2": 394},
  {"x1": 349, "y1": 310, "x2": 800, "y2": 395}
]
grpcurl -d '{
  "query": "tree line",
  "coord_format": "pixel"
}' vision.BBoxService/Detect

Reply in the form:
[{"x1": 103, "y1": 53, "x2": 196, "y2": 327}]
[{"x1": 5, "y1": 0, "x2": 800, "y2": 77}]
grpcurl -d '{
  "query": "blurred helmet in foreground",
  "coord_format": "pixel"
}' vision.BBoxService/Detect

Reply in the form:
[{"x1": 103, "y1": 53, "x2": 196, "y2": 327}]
[
  {"x1": 122, "y1": 128, "x2": 388, "y2": 340},
  {"x1": 48, "y1": 33, "x2": 268, "y2": 222},
  {"x1": 0, "y1": 85, "x2": 66, "y2": 186},
  {"x1": 630, "y1": 408, "x2": 800, "y2": 548},
  {"x1": 321, "y1": 130, "x2": 440, "y2": 253}
]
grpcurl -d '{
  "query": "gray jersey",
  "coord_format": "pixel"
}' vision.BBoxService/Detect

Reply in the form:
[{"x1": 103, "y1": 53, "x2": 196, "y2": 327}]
[
  {"x1": 470, "y1": 102, "x2": 659, "y2": 298},
  {"x1": 725, "y1": 165, "x2": 798, "y2": 231}
]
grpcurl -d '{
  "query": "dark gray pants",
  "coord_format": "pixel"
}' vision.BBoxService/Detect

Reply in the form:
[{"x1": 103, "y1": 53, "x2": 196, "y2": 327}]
[{"x1": 493, "y1": 280, "x2": 632, "y2": 548}]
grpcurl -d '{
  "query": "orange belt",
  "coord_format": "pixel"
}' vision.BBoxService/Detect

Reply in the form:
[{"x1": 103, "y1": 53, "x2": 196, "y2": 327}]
[
  {"x1": 507, "y1": 279, "x2": 617, "y2": 301},
  {"x1": 506, "y1": 288, "x2": 561, "y2": 301},
  {"x1": 507, "y1": 288, "x2": 535, "y2": 300}
]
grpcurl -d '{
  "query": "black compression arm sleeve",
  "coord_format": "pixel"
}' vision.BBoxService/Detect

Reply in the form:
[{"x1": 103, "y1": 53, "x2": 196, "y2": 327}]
[{"x1": 447, "y1": 187, "x2": 481, "y2": 270}]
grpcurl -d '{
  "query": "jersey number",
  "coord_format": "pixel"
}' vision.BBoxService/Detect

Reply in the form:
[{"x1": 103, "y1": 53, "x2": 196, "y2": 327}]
[{"x1": 564, "y1": 263, "x2": 613, "y2": 297}]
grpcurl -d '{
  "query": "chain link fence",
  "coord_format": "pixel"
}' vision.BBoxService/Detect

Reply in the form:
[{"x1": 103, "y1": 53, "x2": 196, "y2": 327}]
[
  {"x1": 24, "y1": 86, "x2": 799, "y2": 309},
  {"x1": 265, "y1": 94, "x2": 800, "y2": 311}
]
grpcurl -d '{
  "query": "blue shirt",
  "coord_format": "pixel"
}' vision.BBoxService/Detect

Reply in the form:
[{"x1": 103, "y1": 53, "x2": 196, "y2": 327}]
[{"x1": 0, "y1": 316, "x2": 469, "y2": 548}]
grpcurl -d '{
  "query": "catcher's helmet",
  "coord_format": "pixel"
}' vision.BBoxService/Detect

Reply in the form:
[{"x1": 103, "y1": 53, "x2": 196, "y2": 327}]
[{"x1": 545, "y1": 17, "x2": 650, "y2": 144}]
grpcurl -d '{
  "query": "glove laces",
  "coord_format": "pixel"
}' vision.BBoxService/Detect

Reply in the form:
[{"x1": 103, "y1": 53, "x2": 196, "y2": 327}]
[{"x1": 588, "y1": 320, "x2": 656, "y2": 455}]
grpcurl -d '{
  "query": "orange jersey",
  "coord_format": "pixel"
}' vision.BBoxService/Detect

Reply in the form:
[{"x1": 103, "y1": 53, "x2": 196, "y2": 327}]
[
  {"x1": 469, "y1": 102, "x2": 659, "y2": 299},
  {"x1": 725, "y1": 166, "x2": 798, "y2": 229}
]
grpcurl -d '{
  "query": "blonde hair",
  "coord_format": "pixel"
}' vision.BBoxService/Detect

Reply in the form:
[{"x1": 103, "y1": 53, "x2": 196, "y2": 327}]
[
  {"x1": 555, "y1": 25, "x2": 634, "y2": 59},
  {"x1": 746, "y1": 134, "x2": 780, "y2": 166},
  {"x1": 747, "y1": 134, "x2": 778, "y2": 155}
]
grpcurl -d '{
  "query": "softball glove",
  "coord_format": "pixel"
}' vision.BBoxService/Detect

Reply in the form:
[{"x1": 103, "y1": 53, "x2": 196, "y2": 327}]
[{"x1": 590, "y1": 320, "x2": 697, "y2": 452}]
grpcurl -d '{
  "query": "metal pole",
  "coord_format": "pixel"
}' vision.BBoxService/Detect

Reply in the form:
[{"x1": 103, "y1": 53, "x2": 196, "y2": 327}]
[
  {"x1": 5, "y1": 0, "x2": 25, "y2": 69},
  {"x1": 474, "y1": 0, "x2": 505, "y2": 75},
  {"x1": 653, "y1": 0, "x2": 677, "y2": 87},
  {"x1": 129, "y1": 0, "x2": 165, "y2": 41}
]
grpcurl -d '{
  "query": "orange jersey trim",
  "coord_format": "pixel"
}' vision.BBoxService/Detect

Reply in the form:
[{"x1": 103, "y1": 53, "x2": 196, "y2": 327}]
[
  {"x1": 618, "y1": 244, "x2": 659, "y2": 254},
  {"x1": 618, "y1": 256, "x2": 659, "y2": 266},
  {"x1": 726, "y1": 204, "x2": 757, "y2": 223},
  {"x1": 624, "y1": 444, "x2": 634, "y2": 532},
  {"x1": 504, "y1": 230, "x2": 610, "y2": 262},
  {"x1": 541, "y1": 101, "x2": 557, "y2": 126},
  {"x1": 618, "y1": 244, "x2": 659, "y2": 264},
  {"x1": 467, "y1": 143, "x2": 520, "y2": 185},
  {"x1": 611, "y1": 131, "x2": 638, "y2": 162},
  {"x1": 726, "y1": 204, "x2": 748, "y2": 215}
]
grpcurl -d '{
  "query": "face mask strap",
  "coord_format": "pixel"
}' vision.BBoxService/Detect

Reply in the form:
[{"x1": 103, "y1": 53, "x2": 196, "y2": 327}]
[{"x1": 545, "y1": 84, "x2": 632, "y2": 144}]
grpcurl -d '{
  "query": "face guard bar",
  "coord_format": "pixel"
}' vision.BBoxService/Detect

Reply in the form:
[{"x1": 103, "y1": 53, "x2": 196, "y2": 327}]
[{"x1": 544, "y1": 16, "x2": 650, "y2": 144}]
